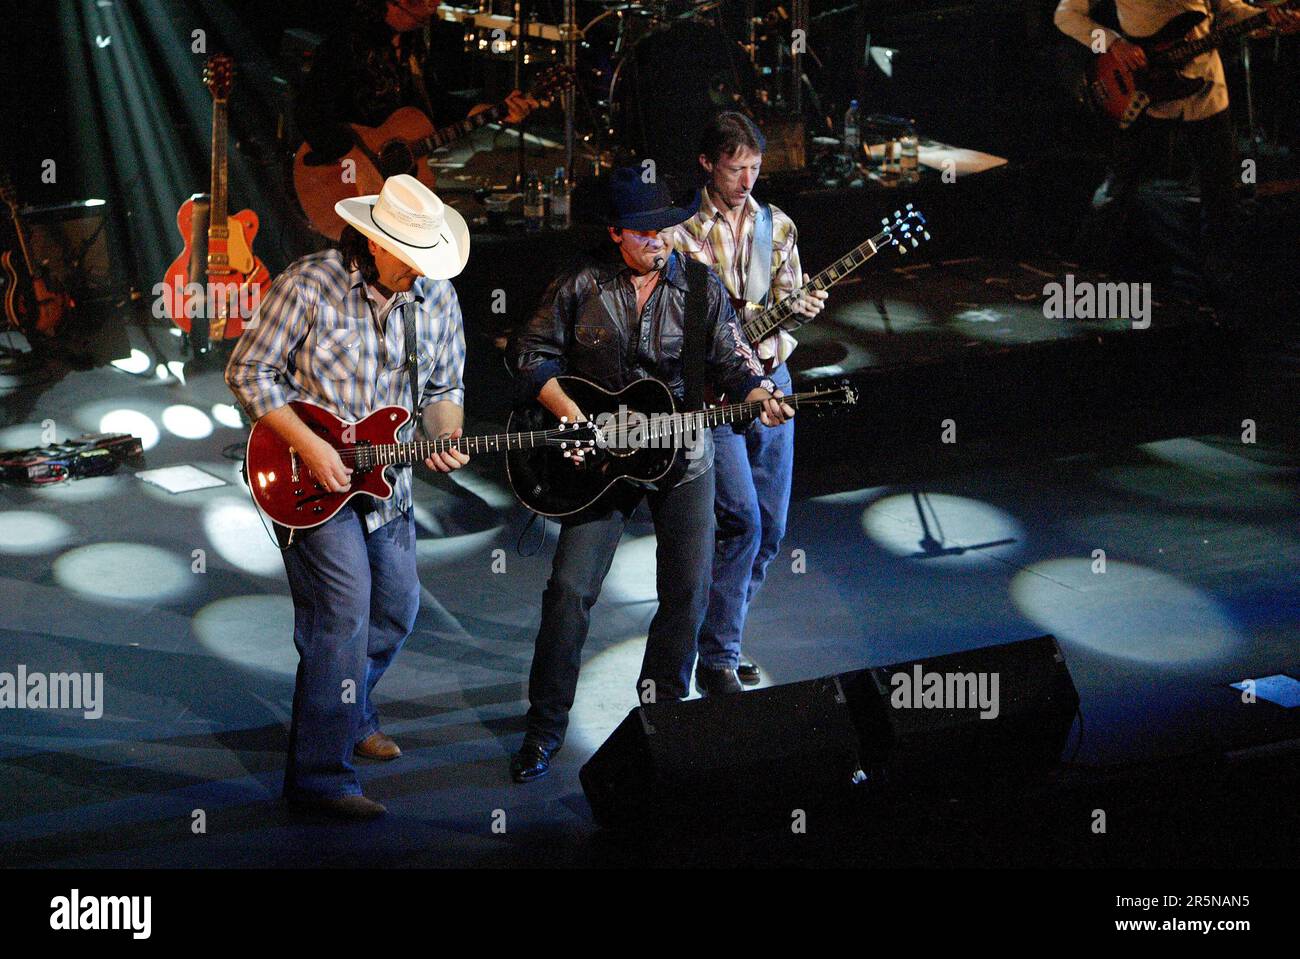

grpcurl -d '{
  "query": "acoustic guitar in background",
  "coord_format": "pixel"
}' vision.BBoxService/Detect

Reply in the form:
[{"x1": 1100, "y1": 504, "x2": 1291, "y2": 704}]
[{"x1": 292, "y1": 65, "x2": 573, "y2": 241}]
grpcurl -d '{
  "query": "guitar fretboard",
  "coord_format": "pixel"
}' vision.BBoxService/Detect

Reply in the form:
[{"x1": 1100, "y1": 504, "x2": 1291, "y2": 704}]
[
  {"x1": 741, "y1": 232, "x2": 888, "y2": 345},
  {"x1": 660, "y1": 390, "x2": 842, "y2": 436},
  {"x1": 340, "y1": 390, "x2": 850, "y2": 466},
  {"x1": 354, "y1": 426, "x2": 556, "y2": 467},
  {"x1": 1157, "y1": 2, "x2": 1293, "y2": 68},
  {"x1": 210, "y1": 98, "x2": 228, "y2": 230},
  {"x1": 419, "y1": 104, "x2": 507, "y2": 156}
]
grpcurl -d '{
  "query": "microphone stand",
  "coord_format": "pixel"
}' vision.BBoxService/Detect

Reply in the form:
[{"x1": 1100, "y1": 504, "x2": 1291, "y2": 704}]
[{"x1": 513, "y1": 0, "x2": 527, "y2": 189}]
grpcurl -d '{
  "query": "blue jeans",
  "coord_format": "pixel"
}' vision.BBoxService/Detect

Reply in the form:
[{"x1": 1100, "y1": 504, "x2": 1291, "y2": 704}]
[
  {"x1": 280, "y1": 506, "x2": 421, "y2": 799},
  {"x1": 697, "y1": 361, "x2": 795, "y2": 669},
  {"x1": 524, "y1": 468, "x2": 716, "y2": 749}
]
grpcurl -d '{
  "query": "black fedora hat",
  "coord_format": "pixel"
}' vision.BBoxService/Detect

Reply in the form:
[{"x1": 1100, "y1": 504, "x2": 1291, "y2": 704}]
[{"x1": 606, "y1": 165, "x2": 700, "y2": 231}]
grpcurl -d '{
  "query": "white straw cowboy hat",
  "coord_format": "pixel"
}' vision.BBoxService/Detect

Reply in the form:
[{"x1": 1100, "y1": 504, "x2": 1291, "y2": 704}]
[{"x1": 335, "y1": 174, "x2": 470, "y2": 280}]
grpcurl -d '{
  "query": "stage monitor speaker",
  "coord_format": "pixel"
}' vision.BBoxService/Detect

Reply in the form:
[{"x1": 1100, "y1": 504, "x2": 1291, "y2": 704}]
[
  {"x1": 840, "y1": 635, "x2": 1079, "y2": 794},
  {"x1": 580, "y1": 675, "x2": 862, "y2": 830}
]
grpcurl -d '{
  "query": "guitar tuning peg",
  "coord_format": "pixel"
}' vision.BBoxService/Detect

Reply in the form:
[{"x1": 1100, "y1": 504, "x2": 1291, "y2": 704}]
[
  {"x1": 881, "y1": 217, "x2": 889, "y2": 226},
  {"x1": 910, "y1": 237, "x2": 919, "y2": 247},
  {"x1": 905, "y1": 202, "x2": 914, "y2": 210},
  {"x1": 893, "y1": 210, "x2": 901, "y2": 218}
]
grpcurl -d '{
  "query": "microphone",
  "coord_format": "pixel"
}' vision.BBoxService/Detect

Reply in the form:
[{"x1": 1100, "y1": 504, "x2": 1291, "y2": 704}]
[{"x1": 652, "y1": 255, "x2": 665, "y2": 271}]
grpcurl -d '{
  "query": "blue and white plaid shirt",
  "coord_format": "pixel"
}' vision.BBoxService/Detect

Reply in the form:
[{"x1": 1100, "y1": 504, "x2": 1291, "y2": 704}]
[{"x1": 226, "y1": 248, "x2": 466, "y2": 532}]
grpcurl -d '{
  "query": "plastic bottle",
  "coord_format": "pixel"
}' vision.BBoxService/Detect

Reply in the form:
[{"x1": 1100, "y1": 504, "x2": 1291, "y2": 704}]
[
  {"x1": 548, "y1": 166, "x2": 570, "y2": 229},
  {"x1": 523, "y1": 173, "x2": 545, "y2": 231},
  {"x1": 843, "y1": 100, "x2": 860, "y2": 164}
]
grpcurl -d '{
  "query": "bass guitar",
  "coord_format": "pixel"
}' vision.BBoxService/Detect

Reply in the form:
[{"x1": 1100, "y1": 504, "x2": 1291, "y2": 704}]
[
  {"x1": 732, "y1": 204, "x2": 929, "y2": 349},
  {"x1": 292, "y1": 65, "x2": 574, "y2": 240},
  {"x1": 161, "y1": 54, "x2": 270, "y2": 354},
  {"x1": 1084, "y1": 0, "x2": 1295, "y2": 129},
  {"x1": 506, "y1": 376, "x2": 859, "y2": 517},
  {"x1": 1, "y1": 171, "x2": 74, "y2": 339}
]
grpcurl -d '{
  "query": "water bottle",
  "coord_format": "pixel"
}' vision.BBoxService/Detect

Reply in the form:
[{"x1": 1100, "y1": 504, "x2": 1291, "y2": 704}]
[
  {"x1": 548, "y1": 166, "x2": 571, "y2": 230},
  {"x1": 899, "y1": 127, "x2": 920, "y2": 185},
  {"x1": 843, "y1": 100, "x2": 860, "y2": 165},
  {"x1": 523, "y1": 173, "x2": 545, "y2": 231}
]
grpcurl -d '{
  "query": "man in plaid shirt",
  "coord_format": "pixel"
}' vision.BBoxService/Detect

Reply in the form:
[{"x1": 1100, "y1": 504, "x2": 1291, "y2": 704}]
[
  {"x1": 668, "y1": 112, "x2": 828, "y2": 696},
  {"x1": 226, "y1": 175, "x2": 470, "y2": 820}
]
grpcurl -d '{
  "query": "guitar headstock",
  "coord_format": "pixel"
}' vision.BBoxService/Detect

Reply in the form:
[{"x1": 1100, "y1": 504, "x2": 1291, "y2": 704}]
[
  {"x1": 881, "y1": 203, "x2": 931, "y2": 255},
  {"x1": 799, "y1": 381, "x2": 859, "y2": 410},
  {"x1": 204, "y1": 54, "x2": 234, "y2": 102},
  {"x1": 529, "y1": 65, "x2": 576, "y2": 107},
  {"x1": 0, "y1": 170, "x2": 17, "y2": 215},
  {"x1": 547, "y1": 418, "x2": 599, "y2": 450}
]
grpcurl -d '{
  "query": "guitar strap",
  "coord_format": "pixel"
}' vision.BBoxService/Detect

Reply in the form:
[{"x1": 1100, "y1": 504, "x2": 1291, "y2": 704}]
[
  {"x1": 402, "y1": 302, "x2": 422, "y2": 438},
  {"x1": 362, "y1": 290, "x2": 423, "y2": 440},
  {"x1": 682, "y1": 257, "x2": 709, "y2": 412},
  {"x1": 745, "y1": 202, "x2": 774, "y2": 308}
]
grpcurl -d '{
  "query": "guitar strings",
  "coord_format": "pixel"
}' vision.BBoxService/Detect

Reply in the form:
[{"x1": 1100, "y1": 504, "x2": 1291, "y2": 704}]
[{"x1": 326, "y1": 389, "x2": 844, "y2": 460}]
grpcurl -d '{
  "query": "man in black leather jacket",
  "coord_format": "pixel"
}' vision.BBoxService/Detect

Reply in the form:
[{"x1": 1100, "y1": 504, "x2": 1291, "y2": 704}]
[{"x1": 508, "y1": 167, "x2": 794, "y2": 782}]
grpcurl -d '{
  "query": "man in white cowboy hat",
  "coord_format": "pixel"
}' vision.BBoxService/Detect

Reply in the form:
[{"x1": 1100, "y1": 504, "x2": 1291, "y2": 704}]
[{"x1": 227, "y1": 174, "x2": 470, "y2": 820}]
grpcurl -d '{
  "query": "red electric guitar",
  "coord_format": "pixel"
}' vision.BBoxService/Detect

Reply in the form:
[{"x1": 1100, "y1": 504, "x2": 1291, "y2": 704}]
[
  {"x1": 244, "y1": 400, "x2": 597, "y2": 534},
  {"x1": 161, "y1": 54, "x2": 270, "y2": 355},
  {"x1": 1084, "y1": 1, "x2": 1296, "y2": 129}
]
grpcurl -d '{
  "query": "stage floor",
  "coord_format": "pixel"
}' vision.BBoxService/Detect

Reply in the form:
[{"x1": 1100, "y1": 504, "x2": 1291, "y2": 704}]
[{"x1": 1, "y1": 337, "x2": 1297, "y2": 865}]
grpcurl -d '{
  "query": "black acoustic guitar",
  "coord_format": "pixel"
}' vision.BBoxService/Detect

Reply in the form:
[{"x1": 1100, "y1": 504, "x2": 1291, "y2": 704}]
[{"x1": 506, "y1": 375, "x2": 858, "y2": 517}]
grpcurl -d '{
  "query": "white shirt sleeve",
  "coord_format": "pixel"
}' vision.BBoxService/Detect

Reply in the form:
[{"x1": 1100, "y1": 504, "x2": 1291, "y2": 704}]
[{"x1": 1054, "y1": 0, "x2": 1121, "y2": 50}]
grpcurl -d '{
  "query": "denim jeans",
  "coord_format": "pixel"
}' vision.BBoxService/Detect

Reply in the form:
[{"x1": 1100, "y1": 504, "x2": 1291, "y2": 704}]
[
  {"x1": 280, "y1": 505, "x2": 421, "y2": 799},
  {"x1": 697, "y1": 361, "x2": 795, "y2": 669},
  {"x1": 524, "y1": 467, "x2": 717, "y2": 749}
]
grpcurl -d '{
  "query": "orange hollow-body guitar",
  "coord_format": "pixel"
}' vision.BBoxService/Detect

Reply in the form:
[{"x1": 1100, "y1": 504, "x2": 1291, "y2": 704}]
[
  {"x1": 292, "y1": 66, "x2": 573, "y2": 240},
  {"x1": 161, "y1": 54, "x2": 270, "y2": 351}
]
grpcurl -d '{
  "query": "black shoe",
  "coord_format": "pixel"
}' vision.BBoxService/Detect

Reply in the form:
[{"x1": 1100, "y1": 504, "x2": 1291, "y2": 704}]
[
  {"x1": 695, "y1": 663, "x2": 744, "y2": 697},
  {"x1": 737, "y1": 658, "x2": 761, "y2": 684},
  {"x1": 511, "y1": 740, "x2": 560, "y2": 783},
  {"x1": 288, "y1": 794, "x2": 387, "y2": 821}
]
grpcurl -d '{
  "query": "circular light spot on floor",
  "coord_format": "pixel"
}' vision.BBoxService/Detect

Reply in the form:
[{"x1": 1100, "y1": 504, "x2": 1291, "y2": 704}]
[
  {"x1": 1010, "y1": 559, "x2": 1240, "y2": 664},
  {"x1": 53, "y1": 542, "x2": 191, "y2": 603},
  {"x1": 98, "y1": 409, "x2": 160, "y2": 451},
  {"x1": 862, "y1": 492, "x2": 1022, "y2": 566},
  {"x1": 210, "y1": 403, "x2": 244, "y2": 429},
  {"x1": 109, "y1": 348, "x2": 152, "y2": 374},
  {"x1": 602, "y1": 534, "x2": 659, "y2": 605},
  {"x1": 0, "y1": 423, "x2": 50, "y2": 449},
  {"x1": 567, "y1": 636, "x2": 774, "y2": 753},
  {"x1": 162, "y1": 404, "x2": 213, "y2": 440},
  {"x1": 201, "y1": 499, "x2": 284, "y2": 576},
  {"x1": 26, "y1": 475, "x2": 120, "y2": 503},
  {"x1": 192, "y1": 594, "x2": 297, "y2": 677},
  {"x1": 0, "y1": 511, "x2": 74, "y2": 554}
]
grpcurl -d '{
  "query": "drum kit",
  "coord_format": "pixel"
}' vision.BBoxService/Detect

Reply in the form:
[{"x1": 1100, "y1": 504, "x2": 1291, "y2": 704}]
[{"x1": 436, "y1": 1, "x2": 818, "y2": 183}]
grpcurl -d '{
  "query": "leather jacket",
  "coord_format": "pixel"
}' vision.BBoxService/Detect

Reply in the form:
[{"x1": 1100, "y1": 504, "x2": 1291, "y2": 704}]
[{"x1": 513, "y1": 248, "x2": 764, "y2": 405}]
